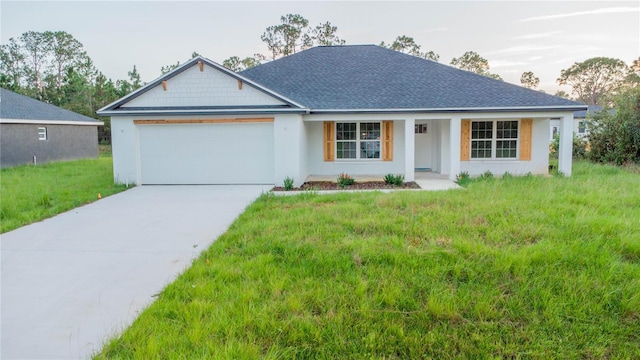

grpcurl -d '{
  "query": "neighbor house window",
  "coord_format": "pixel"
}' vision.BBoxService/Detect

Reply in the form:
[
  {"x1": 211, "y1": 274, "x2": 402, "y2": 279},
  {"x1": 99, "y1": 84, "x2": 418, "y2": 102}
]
[
  {"x1": 578, "y1": 121, "x2": 586, "y2": 134},
  {"x1": 38, "y1": 127, "x2": 47, "y2": 140},
  {"x1": 471, "y1": 120, "x2": 518, "y2": 159},
  {"x1": 336, "y1": 122, "x2": 381, "y2": 159}
]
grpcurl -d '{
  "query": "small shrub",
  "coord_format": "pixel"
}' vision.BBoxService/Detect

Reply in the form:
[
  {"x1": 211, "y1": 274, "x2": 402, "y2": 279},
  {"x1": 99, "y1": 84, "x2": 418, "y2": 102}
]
[
  {"x1": 283, "y1": 176, "x2": 294, "y2": 191},
  {"x1": 383, "y1": 174, "x2": 404, "y2": 186},
  {"x1": 502, "y1": 172, "x2": 513, "y2": 179},
  {"x1": 337, "y1": 173, "x2": 355, "y2": 187},
  {"x1": 480, "y1": 170, "x2": 494, "y2": 179},
  {"x1": 456, "y1": 171, "x2": 470, "y2": 186},
  {"x1": 550, "y1": 133, "x2": 590, "y2": 160}
]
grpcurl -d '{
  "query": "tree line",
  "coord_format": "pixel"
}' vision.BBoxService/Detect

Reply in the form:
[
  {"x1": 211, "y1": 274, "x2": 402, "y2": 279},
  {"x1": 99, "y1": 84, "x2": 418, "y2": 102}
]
[{"x1": 2, "y1": 14, "x2": 639, "y2": 148}]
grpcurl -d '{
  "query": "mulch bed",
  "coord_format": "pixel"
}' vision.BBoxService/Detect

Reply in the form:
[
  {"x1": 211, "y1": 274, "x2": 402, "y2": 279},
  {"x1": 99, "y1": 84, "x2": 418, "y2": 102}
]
[{"x1": 273, "y1": 181, "x2": 421, "y2": 191}]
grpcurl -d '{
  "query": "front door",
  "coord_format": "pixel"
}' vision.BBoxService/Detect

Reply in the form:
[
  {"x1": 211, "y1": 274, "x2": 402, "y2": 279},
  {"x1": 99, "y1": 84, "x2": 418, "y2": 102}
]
[{"x1": 414, "y1": 122, "x2": 432, "y2": 170}]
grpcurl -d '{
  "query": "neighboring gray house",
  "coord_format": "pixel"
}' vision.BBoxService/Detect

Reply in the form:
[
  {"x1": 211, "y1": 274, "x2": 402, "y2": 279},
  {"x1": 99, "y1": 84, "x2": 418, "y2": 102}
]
[
  {"x1": 98, "y1": 45, "x2": 585, "y2": 186},
  {"x1": 549, "y1": 105, "x2": 606, "y2": 141},
  {"x1": 0, "y1": 88, "x2": 103, "y2": 168}
]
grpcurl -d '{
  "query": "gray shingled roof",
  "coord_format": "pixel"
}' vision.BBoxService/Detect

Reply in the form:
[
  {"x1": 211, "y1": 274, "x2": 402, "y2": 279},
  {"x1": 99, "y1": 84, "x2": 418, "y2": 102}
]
[
  {"x1": 1, "y1": 88, "x2": 101, "y2": 123},
  {"x1": 241, "y1": 45, "x2": 585, "y2": 111}
]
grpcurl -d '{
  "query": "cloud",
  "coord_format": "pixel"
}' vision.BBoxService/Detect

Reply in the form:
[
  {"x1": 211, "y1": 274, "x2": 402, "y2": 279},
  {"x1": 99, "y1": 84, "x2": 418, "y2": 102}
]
[
  {"x1": 490, "y1": 60, "x2": 529, "y2": 69},
  {"x1": 520, "y1": 7, "x2": 639, "y2": 22},
  {"x1": 512, "y1": 31, "x2": 562, "y2": 40},
  {"x1": 487, "y1": 45, "x2": 562, "y2": 55}
]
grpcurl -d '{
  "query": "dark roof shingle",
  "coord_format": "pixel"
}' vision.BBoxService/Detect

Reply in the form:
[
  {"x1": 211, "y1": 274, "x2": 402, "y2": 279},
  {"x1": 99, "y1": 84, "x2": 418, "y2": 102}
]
[
  {"x1": 1, "y1": 88, "x2": 101, "y2": 123},
  {"x1": 240, "y1": 45, "x2": 584, "y2": 111}
]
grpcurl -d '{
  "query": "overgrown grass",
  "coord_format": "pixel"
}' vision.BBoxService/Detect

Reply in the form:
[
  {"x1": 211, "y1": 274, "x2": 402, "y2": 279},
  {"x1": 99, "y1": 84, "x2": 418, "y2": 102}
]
[
  {"x1": 1, "y1": 157, "x2": 129, "y2": 233},
  {"x1": 96, "y1": 161, "x2": 639, "y2": 359}
]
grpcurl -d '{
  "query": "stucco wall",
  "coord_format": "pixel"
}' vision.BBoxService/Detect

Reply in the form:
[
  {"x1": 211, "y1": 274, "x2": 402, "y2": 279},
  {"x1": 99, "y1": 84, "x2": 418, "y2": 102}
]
[
  {"x1": 305, "y1": 120, "x2": 406, "y2": 177},
  {"x1": 460, "y1": 118, "x2": 549, "y2": 176},
  {"x1": 0, "y1": 124, "x2": 99, "y2": 168},
  {"x1": 122, "y1": 65, "x2": 285, "y2": 108}
]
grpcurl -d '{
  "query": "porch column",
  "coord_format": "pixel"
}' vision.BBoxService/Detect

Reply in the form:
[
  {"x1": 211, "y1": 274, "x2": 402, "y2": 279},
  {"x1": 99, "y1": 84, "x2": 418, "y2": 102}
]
[
  {"x1": 449, "y1": 116, "x2": 461, "y2": 181},
  {"x1": 558, "y1": 113, "x2": 573, "y2": 176},
  {"x1": 404, "y1": 118, "x2": 415, "y2": 181}
]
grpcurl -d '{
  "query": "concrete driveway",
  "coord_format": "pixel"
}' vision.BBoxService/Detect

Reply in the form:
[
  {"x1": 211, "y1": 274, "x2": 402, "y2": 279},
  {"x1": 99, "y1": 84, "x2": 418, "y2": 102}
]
[{"x1": 1, "y1": 185, "x2": 271, "y2": 360}]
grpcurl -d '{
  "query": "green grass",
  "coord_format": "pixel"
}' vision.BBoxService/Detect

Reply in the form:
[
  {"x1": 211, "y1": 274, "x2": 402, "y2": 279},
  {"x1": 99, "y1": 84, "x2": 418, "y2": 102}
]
[
  {"x1": 1, "y1": 156, "x2": 129, "y2": 233},
  {"x1": 96, "y1": 161, "x2": 639, "y2": 359}
]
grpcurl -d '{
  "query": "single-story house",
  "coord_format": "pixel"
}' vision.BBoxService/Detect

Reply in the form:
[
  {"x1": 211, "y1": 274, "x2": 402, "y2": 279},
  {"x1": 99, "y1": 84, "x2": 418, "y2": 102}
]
[
  {"x1": 1, "y1": 88, "x2": 103, "y2": 168},
  {"x1": 97, "y1": 45, "x2": 586, "y2": 186}
]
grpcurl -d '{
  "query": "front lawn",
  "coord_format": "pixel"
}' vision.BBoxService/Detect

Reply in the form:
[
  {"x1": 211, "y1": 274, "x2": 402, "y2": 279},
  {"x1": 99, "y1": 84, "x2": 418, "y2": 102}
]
[
  {"x1": 96, "y1": 161, "x2": 640, "y2": 358},
  {"x1": 1, "y1": 157, "x2": 129, "y2": 233}
]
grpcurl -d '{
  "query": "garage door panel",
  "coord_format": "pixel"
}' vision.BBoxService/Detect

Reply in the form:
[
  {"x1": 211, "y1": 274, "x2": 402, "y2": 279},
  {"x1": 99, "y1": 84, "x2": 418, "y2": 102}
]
[{"x1": 139, "y1": 123, "x2": 274, "y2": 184}]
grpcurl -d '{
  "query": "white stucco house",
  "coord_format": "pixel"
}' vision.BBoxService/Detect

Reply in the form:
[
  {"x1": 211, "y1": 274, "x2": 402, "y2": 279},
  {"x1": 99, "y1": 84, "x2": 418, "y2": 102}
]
[
  {"x1": 98, "y1": 45, "x2": 586, "y2": 186},
  {"x1": 549, "y1": 105, "x2": 609, "y2": 141}
]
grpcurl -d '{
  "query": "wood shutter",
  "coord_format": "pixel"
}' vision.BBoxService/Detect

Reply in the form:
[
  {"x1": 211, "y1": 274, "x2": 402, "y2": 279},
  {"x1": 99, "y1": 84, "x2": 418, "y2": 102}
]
[
  {"x1": 382, "y1": 121, "x2": 393, "y2": 161},
  {"x1": 323, "y1": 121, "x2": 335, "y2": 161},
  {"x1": 460, "y1": 119, "x2": 471, "y2": 161},
  {"x1": 520, "y1": 118, "x2": 533, "y2": 161}
]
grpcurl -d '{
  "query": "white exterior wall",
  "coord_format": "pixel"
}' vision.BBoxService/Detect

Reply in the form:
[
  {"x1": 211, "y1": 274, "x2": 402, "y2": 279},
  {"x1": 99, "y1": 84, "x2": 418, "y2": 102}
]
[
  {"x1": 110, "y1": 116, "x2": 138, "y2": 185},
  {"x1": 460, "y1": 118, "x2": 549, "y2": 176},
  {"x1": 305, "y1": 120, "x2": 405, "y2": 177},
  {"x1": 122, "y1": 65, "x2": 285, "y2": 108},
  {"x1": 274, "y1": 114, "x2": 307, "y2": 187}
]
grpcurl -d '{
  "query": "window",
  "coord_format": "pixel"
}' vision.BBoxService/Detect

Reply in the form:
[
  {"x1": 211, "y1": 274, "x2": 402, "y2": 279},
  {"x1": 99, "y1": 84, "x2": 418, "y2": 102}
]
[
  {"x1": 415, "y1": 124, "x2": 428, "y2": 134},
  {"x1": 578, "y1": 121, "x2": 586, "y2": 134},
  {"x1": 38, "y1": 127, "x2": 47, "y2": 141},
  {"x1": 336, "y1": 122, "x2": 381, "y2": 159},
  {"x1": 471, "y1": 120, "x2": 518, "y2": 159}
]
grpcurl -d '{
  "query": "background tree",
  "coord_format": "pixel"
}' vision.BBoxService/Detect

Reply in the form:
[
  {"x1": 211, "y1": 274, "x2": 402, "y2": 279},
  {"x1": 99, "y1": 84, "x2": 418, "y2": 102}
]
[
  {"x1": 0, "y1": 38, "x2": 25, "y2": 90},
  {"x1": 381, "y1": 35, "x2": 439, "y2": 61},
  {"x1": 520, "y1": 71, "x2": 540, "y2": 89},
  {"x1": 222, "y1": 54, "x2": 265, "y2": 72},
  {"x1": 261, "y1": 14, "x2": 310, "y2": 59},
  {"x1": 310, "y1": 22, "x2": 346, "y2": 46},
  {"x1": 260, "y1": 14, "x2": 346, "y2": 60},
  {"x1": 625, "y1": 56, "x2": 640, "y2": 87},
  {"x1": 588, "y1": 86, "x2": 640, "y2": 165},
  {"x1": 450, "y1": 51, "x2": 502, "y2": 80},
  {"x1": 557, "y1": 57, "x2": 628, "y2": 106},
  {"x1": 20, "y1": 31, "x2": 53, "y2": 96},
  {"x1": 554, "y1": 90, "x2": 572, "y2": 99}
]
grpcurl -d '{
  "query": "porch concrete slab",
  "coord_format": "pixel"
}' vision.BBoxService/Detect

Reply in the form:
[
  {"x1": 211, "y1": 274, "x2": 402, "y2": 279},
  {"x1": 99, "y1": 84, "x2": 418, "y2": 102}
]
[
  {"x1": 1, "y1": 185, "x2": 271, "y2": 360},
  {"x1": 415, "y1": 172, "x2": 461, "y2": 191}
]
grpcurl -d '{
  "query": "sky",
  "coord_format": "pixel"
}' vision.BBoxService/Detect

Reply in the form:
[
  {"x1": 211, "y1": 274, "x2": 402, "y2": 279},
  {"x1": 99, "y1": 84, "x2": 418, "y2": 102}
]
[{"x1": 1, "y1": 1, "x2": 638, "y2": 94}]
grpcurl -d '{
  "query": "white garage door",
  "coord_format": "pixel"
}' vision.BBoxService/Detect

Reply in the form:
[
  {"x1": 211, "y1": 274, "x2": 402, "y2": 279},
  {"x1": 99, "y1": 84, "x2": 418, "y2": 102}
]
[{"x1": 138, "y1": 123, "x2": 274, "y2": 184}]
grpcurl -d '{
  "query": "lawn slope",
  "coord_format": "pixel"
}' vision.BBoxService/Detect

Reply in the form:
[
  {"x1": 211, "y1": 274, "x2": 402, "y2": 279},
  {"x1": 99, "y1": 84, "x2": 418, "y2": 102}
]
[
  {"x1": 1, "y1": 157, "x2": 129, "y2": 233},
  {"x1": 96, "y1": 162, "x2": 639, "y2": 359}
]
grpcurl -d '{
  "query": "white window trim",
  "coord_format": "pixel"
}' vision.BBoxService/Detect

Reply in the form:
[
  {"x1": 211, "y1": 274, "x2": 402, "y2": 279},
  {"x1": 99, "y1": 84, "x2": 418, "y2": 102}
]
[
  {"x1": 38, "y1": 127, "x2": 47, "y2": 141},
  {"x1": 335, "y1": 122, "x2": 382, "y2": 161},
  {"x1": 470, "y1": 119, "x2": 520, "y2": 160}
]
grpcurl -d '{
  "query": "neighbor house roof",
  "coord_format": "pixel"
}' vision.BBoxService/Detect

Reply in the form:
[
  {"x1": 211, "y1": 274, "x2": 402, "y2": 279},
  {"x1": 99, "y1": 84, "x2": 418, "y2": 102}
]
[
  {"x1": 241, "y1": 45, "x2": 586, "y2": 113},
  {"x1": 573, "y1": 105, "x2": 617, "y2": 118},
  {"x1": 0, "y1": 88, "x2": 102, "y2": 125}
]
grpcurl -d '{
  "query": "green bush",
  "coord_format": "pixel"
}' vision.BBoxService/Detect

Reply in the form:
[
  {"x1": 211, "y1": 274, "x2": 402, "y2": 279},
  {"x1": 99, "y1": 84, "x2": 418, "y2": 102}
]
[
  {"x1": 337, "y1": 173, "x2": 355, "y2": 187},
  {"x1": 383, "y1": 174, "x2": 404, "y2": 186},
  {"x1": 550, "y1": 133, "x2": 589, "y2": 160},
  {"x1": 455, "y1": 171, "x2": 470, "y2": 186},
  {"x1": 588, "y1": 87, "x2": 640, "y2": 165},
  {"x1": 283, "y1": 176, "x2": 294, "y2": 191}
]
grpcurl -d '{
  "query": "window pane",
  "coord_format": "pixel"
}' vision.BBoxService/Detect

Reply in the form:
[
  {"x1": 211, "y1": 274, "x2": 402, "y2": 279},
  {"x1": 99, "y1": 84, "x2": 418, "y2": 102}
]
[
  {"x1": 360, "y1": 141, "x2": 380, "y2": 159},
  {"x1": 337, "y1": 141, "x2": 357, "y2": 159},
  {"x1": 336, "y1": 123, "x2": 356, "y2": 140},
  {"x1": 471, "y1": 140, "x2": 492, "y2": 158},
  {"x1": 497, "y1": 121, "x2": 518, "y2": 139},
  {"x1": 472, "y1": 121, "x2": 492, "y2": 140},
  {"x1": 496, "y1": 140, "x2": 517, "y2": 158},
  {"x1": 360, "y1": 122, "x2": 380, "y2": 140}
]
